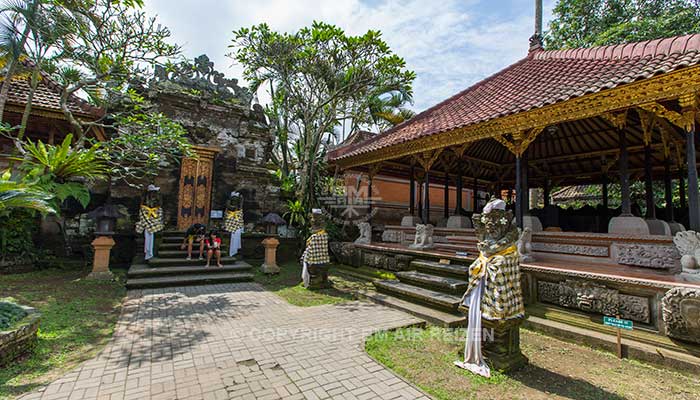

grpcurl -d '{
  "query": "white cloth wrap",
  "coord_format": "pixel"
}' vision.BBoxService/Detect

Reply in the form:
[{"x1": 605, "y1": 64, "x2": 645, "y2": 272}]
[
  {"x1": 144, "y1": 231, "x2": 155, "y2": 260},
  {"x1": 229, "y1": 228, "x2": 243, "y2": 256},
  {"x1": 454, "y1": 276, "x2": 491, "y2": 378},
  {"x1": 302, "y1": 261, "x2": 310, "y2": 287}
]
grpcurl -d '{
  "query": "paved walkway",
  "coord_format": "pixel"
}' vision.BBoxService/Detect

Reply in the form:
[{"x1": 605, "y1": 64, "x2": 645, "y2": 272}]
[{"x1": 21, "y1": 283, "x2": 429, "y2": 400}]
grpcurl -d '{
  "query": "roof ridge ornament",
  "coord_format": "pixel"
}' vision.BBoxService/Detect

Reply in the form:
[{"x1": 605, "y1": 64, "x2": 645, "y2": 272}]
[{"x1": 529, "y1": 0, "x2": 544, "y2": 53}]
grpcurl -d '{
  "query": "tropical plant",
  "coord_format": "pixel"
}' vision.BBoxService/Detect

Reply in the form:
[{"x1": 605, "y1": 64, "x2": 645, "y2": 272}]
[
  {"x1": 0, "y1": 175, "x2": 55, "y2": 214},
  {"x1": 231, "y1": 22, "x2": 415, "y2": 217},
  {"x1": 546, "y1": 0, "x2": 700, "y2": 49}
]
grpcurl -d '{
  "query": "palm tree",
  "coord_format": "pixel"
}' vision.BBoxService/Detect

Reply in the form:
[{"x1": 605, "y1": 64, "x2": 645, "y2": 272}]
[{"x1": 368, "y1": 91, "x2": 415, "y2": 131}]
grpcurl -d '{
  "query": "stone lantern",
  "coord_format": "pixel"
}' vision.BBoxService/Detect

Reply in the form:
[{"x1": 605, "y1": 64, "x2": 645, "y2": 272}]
[
  {"x1": 260, "y1": 213, "x2": 285, "y2": 274},
  {"x1": 86, "y1": 205, "x2": 123, "y2": 280}
]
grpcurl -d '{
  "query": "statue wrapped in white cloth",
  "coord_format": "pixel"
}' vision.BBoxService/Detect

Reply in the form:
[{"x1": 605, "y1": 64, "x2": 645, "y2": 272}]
[
  {"x1": 301, "y1": 209, "x2": 330, "y2": 289},
  {"x1": 454, "y1": 198, "x2": 525, "y2": 378},
  {"x1": 135, "y1": 184, "x2": 164, "y2": 260},
  {"x1": 223, "y1": 191, "x2": 244, "y2": 257}
]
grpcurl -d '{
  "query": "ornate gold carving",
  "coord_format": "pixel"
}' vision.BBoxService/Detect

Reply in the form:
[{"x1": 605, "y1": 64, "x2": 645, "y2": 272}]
[
  {"x1": 601, "y1": 110, "x2": 627, "y2": 130},
  {"x1": 337, "y1": 65, "x2": 700, "y2": 169},
  {"x1": 415, "y1": 149, "x2": 443, "y2": 171},
  {"x1": 638, "y1": 102, "x2": 694, "y2": 133},
  {"x1": 637, "y1": 110, "x2": 655, "y2": 145},
  {"x1": 494, "y1": 127, "x2": 544, "y2": 156}
]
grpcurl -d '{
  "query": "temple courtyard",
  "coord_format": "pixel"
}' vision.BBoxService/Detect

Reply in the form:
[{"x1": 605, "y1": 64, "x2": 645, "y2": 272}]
[{"x1": 1, "y1": 268, "x2": 699, "y2": 400}]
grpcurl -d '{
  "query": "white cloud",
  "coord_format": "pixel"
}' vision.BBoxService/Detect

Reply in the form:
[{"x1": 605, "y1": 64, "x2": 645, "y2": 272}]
[{"x1": 143, "y1": 0, "x2": 554, "y2": 112}]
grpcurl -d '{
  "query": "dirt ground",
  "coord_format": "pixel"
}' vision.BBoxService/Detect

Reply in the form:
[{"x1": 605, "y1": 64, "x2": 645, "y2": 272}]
[{"x1": 365, "y1": 326, "x2": 700, "y2": 400}]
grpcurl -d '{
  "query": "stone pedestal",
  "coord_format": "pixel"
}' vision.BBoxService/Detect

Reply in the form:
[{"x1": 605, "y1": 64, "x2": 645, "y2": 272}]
[
  {"x1": 522, "y1": 215, "x2": 543, "y2": 232},
  {"x1": 609, "y1": 215, "x2": 650, "y2": 235},
  {"x1": 401, "y1": 216, "x2": 420, "y2": 227},
  {"x1": 482, "y1": 317, "x2": 528, "y2": 371},
  {"x1": 87, "y1": 236, "x2": 115, "y2": 280},
  {"x1": 305, "y1": 263, "x2": 330, "y2": 289},
  {"x1": 447, "y1": 215, "x2": 472, "y2": 229},
  {"x1": 668, "y1": 222, "x2": 686, "y2": 235},
  {"x1": 645, "y1": 219, "x2": 671, "y2": 236},
  {"x1": 260, "y1": 237, "x2": 280, "y2": 274}
]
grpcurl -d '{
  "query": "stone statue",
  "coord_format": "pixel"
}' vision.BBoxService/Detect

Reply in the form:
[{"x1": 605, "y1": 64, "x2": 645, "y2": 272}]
[
  {"x1": 673, "y1": 231, "x2": 700, "y2": 274},
  {"x1": 517, "y1": 227, "x2": 534, "y2": 263},
  {"x1": 301, "y1": 209, "x2": 330, "y2": 289},
  {"x1": 135, "y1": 184, "x2": 164, "y2": 260},
  {"x1": 454, "y1": 199, "x2": 525, "y2": 378},
  {"x1": 224, "y1": 191, "x2": 244, "y2": 257},
  {"x1": 662, "y1": 287, "x2": 700, "y2": 344},
  {"x1": 409, "y1": 224, "x2": 434, "y2": 249},
  {"x1": 354, "y1": 222, "x2": 372, "y2": 245}
]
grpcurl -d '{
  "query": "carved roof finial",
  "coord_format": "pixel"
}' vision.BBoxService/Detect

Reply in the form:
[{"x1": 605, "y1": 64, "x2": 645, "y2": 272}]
[{"x1": 529, "y1": 0, "x2": 544, "y2": 53}]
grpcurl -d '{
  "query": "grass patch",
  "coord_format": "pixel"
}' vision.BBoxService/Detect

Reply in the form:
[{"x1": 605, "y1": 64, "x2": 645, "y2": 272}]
[
  {"x1": 253, "y1": 261, "x2": 364, "y2": 307},
  {"x1": 366, "y1": 326, "x2": 700, "y2": 400},
  {"x1": 0, "y1": 269, "x2": 125, "y2": 400}
]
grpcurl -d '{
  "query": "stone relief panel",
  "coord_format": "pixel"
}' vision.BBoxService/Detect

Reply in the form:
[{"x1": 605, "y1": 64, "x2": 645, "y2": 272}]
[
  {"x1": 531, "y1": 242, "x2": 609, "y2": 257},
  {"x1": 662, "y1": 287, "x2": 700, "y2": 344},
  {"x1": 538, "y1": 280, "x2": 651, "y2": 323},
  {"x1": 612, "y1": 243, "x2": 679, "y2": 270},
  {"x1": 381, "y1": 229, "x2": 403, "y2": 243}
]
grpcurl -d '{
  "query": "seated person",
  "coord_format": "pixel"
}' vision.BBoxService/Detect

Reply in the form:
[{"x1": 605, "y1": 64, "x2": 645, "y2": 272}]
[
  {"x1": 205, "y1": 230, "x2": 223, "y2": 268},
  {"x1": 180, "y1": 223, "x2": 206, "y2": 260}
]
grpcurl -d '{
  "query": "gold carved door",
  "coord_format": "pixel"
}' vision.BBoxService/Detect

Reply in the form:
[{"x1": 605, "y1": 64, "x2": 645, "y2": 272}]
[{"x1": 176, "y1": 146, "x2": 219, "y2": 230}]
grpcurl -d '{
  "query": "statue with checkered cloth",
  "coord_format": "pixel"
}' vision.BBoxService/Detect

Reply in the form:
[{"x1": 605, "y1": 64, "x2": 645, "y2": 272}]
[
  {"x1": 301, "y1": 209, "x2": 330, "y2": 289},
  {"x1": 135, "y1": 184, "x2": 164, "y2": 261}
]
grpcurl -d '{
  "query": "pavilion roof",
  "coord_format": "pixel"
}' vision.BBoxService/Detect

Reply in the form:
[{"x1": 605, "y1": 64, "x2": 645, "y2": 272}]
[
  {"x1": 330, "y1": 34, "x2": 700, "y2": 166},
  {"x1": 1, "y1": 69, "x2": 104, "y2": 119}
]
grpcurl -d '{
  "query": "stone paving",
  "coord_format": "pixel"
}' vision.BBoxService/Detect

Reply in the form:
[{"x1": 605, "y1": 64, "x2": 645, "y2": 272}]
[{"x1": 20, "y1": 283, "x2": 429, "y2": 400}]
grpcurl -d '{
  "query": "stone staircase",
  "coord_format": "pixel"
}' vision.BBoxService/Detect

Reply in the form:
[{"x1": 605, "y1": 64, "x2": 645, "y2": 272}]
[
  {"x1": 126, "y1": 231, "x2": 255, "y2": 289},
  {"x1": 371, "y1": 258, "x2": 474, "y2": 327}
]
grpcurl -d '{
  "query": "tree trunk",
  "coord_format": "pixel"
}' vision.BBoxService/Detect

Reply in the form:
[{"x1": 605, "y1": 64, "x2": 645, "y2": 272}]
[
  {"x1": 17, "y1": 67, "x2": 39, "y2": 142},
  {"x1": 0, "y1": 24, "x2": 31, "y2": 121}
]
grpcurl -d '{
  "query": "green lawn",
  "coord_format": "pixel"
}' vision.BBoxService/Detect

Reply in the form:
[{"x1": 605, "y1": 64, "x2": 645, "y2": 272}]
[
  {"x1": 0, "y1": 269, "x2": 125, "y2": 400},
  {"x1": 366, "y1": 326, "x2": 700, "y2": 400},
  {"x1": 253, "y1": 261, "x2": 377, "y2": 307}
]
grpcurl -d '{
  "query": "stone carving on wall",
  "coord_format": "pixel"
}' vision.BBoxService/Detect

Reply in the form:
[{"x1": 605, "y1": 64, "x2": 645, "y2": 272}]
[
  {"x1": 612, "y1": 242, "x2": 679, "y2": 270},
  {"x1": 538, "y1": 280, "x2": 651, "y2": 323},
  {"x1": 672, "y1": 231, "x2": 700, "y2": 274},
  {"x1": 531, "y1": 242, "x2": 609, "y2": 257},
  {"x1": 153, "y1": 54, "x2": 253, "y2": 106},
  {"x1": 662, "y1": 287, "x2": 700, "y2": 343},
  {"x1": 518, "y1": 227, "x2": 534, "y2": 262},
  {"x1": 362, "y1": 251, "x2": 397, "y2": 271},
  {"x1": 409, "y1": 224, "x2": 434, "y2": 249},
  {"x1": 329, "y1": 242, "x2": 358, "y2": 266},
  {"x1": 354, "y1": 222, "x2": 371, "y2": 245}
]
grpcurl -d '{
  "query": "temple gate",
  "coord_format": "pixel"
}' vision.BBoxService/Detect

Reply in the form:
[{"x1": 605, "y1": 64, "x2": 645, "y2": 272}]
[{"x1": 176, "y1": 146, "x2": 219, "y2": 230}]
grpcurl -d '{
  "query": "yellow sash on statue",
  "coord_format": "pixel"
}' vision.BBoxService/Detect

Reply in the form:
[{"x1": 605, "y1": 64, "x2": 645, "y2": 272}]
[
  {"x1": 226, "y1": 210, "x2": 242, "y2": 219},
  {"x1": 471, "y1": 245, "x2": 517, "y2": 277},
  {"x1": 141, "y1": 205, "x2": 160, "y2": 219},
  {"x1": 306, "y1": 229, "x2": 327, "y2": 244}
]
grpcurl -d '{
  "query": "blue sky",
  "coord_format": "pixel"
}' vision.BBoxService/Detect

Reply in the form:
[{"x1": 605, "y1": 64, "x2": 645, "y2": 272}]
[{"x1": 144, "y1": 0, "x2": 555, "y2": 112}]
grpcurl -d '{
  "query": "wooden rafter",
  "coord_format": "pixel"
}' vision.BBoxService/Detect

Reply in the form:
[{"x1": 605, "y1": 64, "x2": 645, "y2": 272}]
[{"x1": 637, "y1": 102, "x2": 695, "y2": 132}]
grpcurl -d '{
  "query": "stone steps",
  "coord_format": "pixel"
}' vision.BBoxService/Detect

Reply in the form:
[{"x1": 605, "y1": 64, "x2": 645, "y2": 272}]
[
  {"x1": 374, "y1": 280, "x2": 462, "y2": 313},
  {"x1": 396, "y1": 271, "x2": 469, "y2": 295},
  {"x1": 412, "y1": 260, "x2": 471, "y2": 279},
  {"x1": 148, "y1": 256, "x2": 240, "y2": 267},
  {"x1": 356, "y1": 290, "x2": 466, "y2": 327},
  {"x1": 127, "y1": 261, "x2": 252, "y2": 278},
  {"x1": 126, "y1": 271, "x2": 254, "y2": 289}
]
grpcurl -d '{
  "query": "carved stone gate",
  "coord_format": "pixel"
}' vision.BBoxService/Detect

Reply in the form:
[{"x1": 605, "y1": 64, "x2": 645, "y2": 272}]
[{"x1": 176, "y1": 146, "x2": 219, "y2": 230}]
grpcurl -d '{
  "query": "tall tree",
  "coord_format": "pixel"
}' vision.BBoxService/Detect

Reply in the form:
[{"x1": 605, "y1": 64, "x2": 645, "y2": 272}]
[
  {"x1": 546, "y1": 0, "x2": 700, "y2": 49},
  {"x1": 231, "y1": 22, "x2": 415, "y2": 210}
]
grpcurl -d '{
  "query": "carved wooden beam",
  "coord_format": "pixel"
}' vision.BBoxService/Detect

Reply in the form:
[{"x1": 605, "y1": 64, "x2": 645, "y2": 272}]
[
  {"x1": 367, "y1": 162, "x2": 383, "y2": 179},
  {"x1": 601, "y1": 110, "x2": 628, "y2": 130},
  {"x1": 494, "y1": 127, "x2": 544, "y2": 156},
  {"x1": 637, "y1": 101, "x2": 695, "y2": 132},
  {"x1": 414, "y1": 149, "x2": 443, "y2": 171}
]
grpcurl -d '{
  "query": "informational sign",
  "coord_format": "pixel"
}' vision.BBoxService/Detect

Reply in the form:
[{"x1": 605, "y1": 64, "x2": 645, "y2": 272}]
[
  {"x1": 603, "y1": 316, "x2": 633, "y2": 330},
  {"x1": 210, "y1": 210, "x2": 223, "y2": 219}
]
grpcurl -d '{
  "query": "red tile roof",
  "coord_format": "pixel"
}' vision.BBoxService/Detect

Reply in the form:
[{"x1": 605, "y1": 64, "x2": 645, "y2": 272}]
[
  {"x1": 331, "y1": 34, "x2": 700, "y2": 162},
  {"x1": 2, "y1": 71, "x2": 104, "y2": 118}
]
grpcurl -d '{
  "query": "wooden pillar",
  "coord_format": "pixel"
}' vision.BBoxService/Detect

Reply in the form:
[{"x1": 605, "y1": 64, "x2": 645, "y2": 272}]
[
  {"x1": 664, "y1": 157, "x2": 674, "y2": 222},
  {"x1": 619, "y1": 129, "x2": 632, "y2": 215},
  {"x1": 472, "y1": 176, "x2": 479, "y2": 213},
  {"x1": 496, "y1": 181, "x2": 502, "y2": 200},
  {"x1": 644, "y1": 144, "x2": 656, "y2": 219},
  {"x1": 680, "y1": 171, "x2": 687, "y2": 210},
  {"x1": 543, "y1": 178, "x2": 550, "y2": 207},
  {"x1": 515, "y1": 155, "x2": 523, "y2": 228},
  {"x1": 424, "y1": 172, "x2": 431, "y2": 224},
  {"x1": 417, "y1": 179, "x2": 423, "y2": 220},
  {"x1": 443, "y1": 174, "x2": 449, "y2": 219},
  {"x1": 409, "y1": 166, "x2": 415, "y2": 216},
  {"x1": 367, "y1": 175, "x2": 373, "y2": 223},
  {"x1": 687, "y1": 124, "x2": 700, "y2": 230},
  {"x1": 508, "y1": 188, "x2": 513, "y2": 204},
  {"x1": 522, "y1": 151, "x2": 530, "y2": 214},
  {"x1": 602, "y1": 175, "x2": 609, "y2": 209},
  {"x1": 455, "y1": 175, "x2": 463, "y2": 215}
]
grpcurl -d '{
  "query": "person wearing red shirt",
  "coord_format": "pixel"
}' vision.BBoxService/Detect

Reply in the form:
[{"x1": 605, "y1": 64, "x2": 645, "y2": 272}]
[{"x1": 204, "y1": 230, "x2": 223, "y2": 268}]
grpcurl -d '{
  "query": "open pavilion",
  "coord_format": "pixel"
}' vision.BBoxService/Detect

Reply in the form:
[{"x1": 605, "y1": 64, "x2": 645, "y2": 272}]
[{"x1": 329, "y1": 31, "x2": 700, "y2": 366}]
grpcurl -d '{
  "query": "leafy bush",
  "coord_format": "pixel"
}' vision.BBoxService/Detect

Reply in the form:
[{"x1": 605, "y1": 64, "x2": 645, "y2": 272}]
[
  {"x1": 0, "y1": 209, "x2": 40, "y2": 264},
  {"x1": 0, "y1": 301, "x2": 28, "y2": 330}
]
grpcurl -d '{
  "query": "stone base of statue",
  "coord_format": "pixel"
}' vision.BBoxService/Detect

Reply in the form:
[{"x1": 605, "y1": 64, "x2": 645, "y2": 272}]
[
  {"x1": 305, "y1": 263, "x2": 331, "y2": 289},
  {"x1": 482, "y1": 317, "x2": 528, "y2": 371},
  {"x1": 87, "y1": 236, "x2": 115, "y2": 280},
  {"x1": 645, "y1": 218, "x2": 671, "y2": 236},
  {"x1": 260, "y1": 237, "x2": 280, "y2": 274},
  {"x1": 447, "y1": 215, "x2": 472, "y2": 229}
]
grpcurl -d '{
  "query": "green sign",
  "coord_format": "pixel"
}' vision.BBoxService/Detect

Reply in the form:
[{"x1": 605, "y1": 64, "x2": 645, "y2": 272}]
[{"x1": 604, "y1": 316, "x2": 633, "y2": 330}]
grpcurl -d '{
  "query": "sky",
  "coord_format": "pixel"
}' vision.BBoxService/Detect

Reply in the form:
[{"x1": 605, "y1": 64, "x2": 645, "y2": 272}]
[{"x1": 144, "y1": 0, "x2": 555, "y2": 113}]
